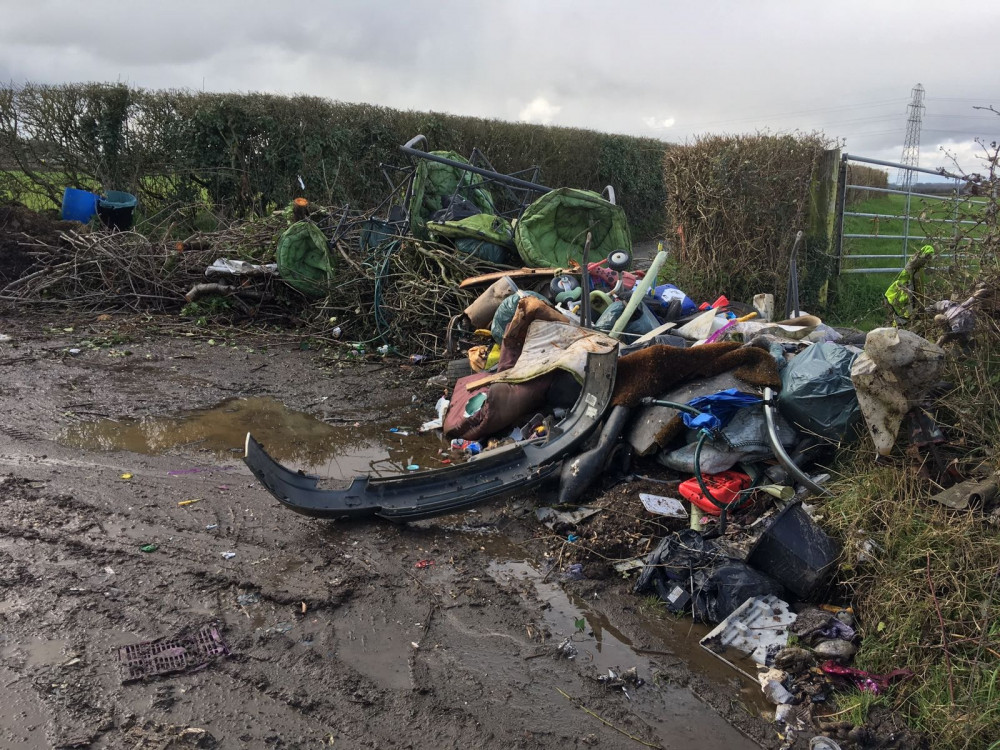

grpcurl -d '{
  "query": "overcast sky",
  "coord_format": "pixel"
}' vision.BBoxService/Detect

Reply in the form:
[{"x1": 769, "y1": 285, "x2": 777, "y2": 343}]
[{"x1": 1, "y1": 0, "x2": 997, "y2": 180}]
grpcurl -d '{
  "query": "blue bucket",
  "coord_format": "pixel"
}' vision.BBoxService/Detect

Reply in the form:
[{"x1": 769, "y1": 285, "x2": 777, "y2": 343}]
[
  {"x1": 61, "y1": 187, "x2": 99, "y2": 223},
  {"x1": 97, "y1": 190, "x2": 138, "y2": 231}
]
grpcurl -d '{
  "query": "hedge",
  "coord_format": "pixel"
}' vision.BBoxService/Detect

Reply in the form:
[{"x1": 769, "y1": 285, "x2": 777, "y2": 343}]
[{"x1": 0, "y1": 82, "x2": 668, "y2": 239}]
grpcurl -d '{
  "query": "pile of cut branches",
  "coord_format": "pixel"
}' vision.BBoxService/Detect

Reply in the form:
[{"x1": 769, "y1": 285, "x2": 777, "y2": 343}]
[{"x1": 0, "y1": 204, "x2": 508, "y2": 354}]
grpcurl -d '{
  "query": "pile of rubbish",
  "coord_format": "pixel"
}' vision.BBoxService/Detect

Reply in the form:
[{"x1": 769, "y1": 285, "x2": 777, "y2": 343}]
[{"x1": 237, "y1": 140, "x2": 1000, "y2": 748}]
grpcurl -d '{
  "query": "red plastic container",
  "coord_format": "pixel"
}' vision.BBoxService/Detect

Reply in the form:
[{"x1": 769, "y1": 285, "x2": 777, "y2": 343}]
[{"x1": 678, "y1": 470, "x2": 752, "y2": 515}]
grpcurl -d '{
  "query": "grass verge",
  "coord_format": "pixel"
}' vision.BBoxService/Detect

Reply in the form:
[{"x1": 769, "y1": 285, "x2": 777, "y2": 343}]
[{"x1": 820, "y1": 302, "x2": 1000, "y2": 749}]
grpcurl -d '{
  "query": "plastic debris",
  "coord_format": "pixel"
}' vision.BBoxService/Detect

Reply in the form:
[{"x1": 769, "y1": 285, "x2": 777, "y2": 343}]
[
  {"x1": 850, "y1": 328, "x2": 945, "y2": 455},
  {"x1": 700, "y1": 594, "x2": 796, "y2": 666},
  {"x1": 613, "y1": 558, "x2": 645, "y2": 574},
  {"x1": 535, "y1": 506, "x2": 601, "y2": 529},
  {"x1": 140, "y1": 544, "x2": 158, "y2": 553},
  {"x1": 120, "y1": 473, "x2": 133, "y2": 480},
  {"x1": 419, "y1": 396, "x2": 450, "y2": 432},
  {"x1": 116, "y1": 623, "x2": 230, "y2": 682},
  {"x1": 820, "y1": 661, "x2": 912, "y2": 694},
  {"x1": 639, "y1": 493, "x2": 687, "y2": 518},
  {"x1": 555, "y1": 637, "x2": 578, "y2": 660},
  {"x1": 178, "y1": 498, "x2": 200, "y2": 507},
  {"x1": 415, "y1": 559, "x2": 434, "y2": 569},
  {"x1": 221, "y1": 551, "x2": 236, "y2": 560},
  {"x1": 236, "y1": 593, "x2": 261, "y2": 606}
]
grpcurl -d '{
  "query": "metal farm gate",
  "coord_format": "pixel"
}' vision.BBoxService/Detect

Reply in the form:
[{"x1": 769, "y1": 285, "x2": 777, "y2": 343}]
[{"x1": 833, "y1": 153, "x2": 987, "y2": 277}]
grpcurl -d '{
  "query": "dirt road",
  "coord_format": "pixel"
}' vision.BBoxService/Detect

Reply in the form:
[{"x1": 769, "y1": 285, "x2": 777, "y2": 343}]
[{"x1": 0, "y1": 315, "x2": 775, "y2": 749}]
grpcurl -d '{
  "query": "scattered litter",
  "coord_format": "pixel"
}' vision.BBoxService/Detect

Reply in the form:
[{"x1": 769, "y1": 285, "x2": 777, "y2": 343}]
[
  {"x1": 68, "y1": 348, "x2": 81, "y2": 355},
  {"x1": 389, "y1": 427, "x2": 410, "y2": 436},
  {"x1": 406, "y1": 464, "x2": 420, "y2": 471},
  {"x1": 259, "y1": 622, "x2": 293, "y2": 635},
  {"x1": 104, "y1": 566, "x2": 115, "y2": 575},
  {"x1": 930, "y1": 477, "x2": 998, "y2": 510},
  {"x1": 120, "y1": 473, "x2": 133, "y2": 480},
  {"x1": 567, "y1": 534, "x2": 579, "y2": 542},
  {"x1": 115, "y1": 623, "x2": 230, "y2": 682},
  {"x1": 236, "y1": 592, "x2": 261, "y2": 606},
  {"x1": 562, "y1": 563, "x2": 585, "y2": 580},
  {"x1": 419, "y1": 396, "x2": 450, "y2": 432},
  {"x1": 535, "y1": 506, "x2": 602, "y2": 529},
  {"x1": 555, "y1": 637, "x2": 578, "y2": 660},
  {"x1": 205, "y1": 524, "x2": 218, "y2": 530},
  {"x1": 700, "y1": 594, "x2": 796, "y2": 668},
  {"x1": 820, "y1": 661, "x2": 912, "y2": 694},
  {"x1": 415, "y1": 559, "x2": 435, "y2": 569},
  {"x1": 178, "y1": 498, "x2": 200, "y2": 507},
  {"x1": 140, "y1": 544, "x2": 158, "y2": 553},
  {"x1": 221, "y1": 551, "x2": 236, "y2": 560},
  {"x1": 612, "y1": 558, "x2": 645, "y2": 574},
  {"x1": 639, "y1": 492, "x2": 687, "y2": 518}
]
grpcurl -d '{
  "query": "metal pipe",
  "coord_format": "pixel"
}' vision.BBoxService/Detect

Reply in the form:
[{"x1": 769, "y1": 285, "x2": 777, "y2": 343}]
[
  {"x1": 843, "y1": 153, "x2": 962, "y2": 180},
  {"x1": 400, "y1": 137, "x2": 553, "y2": 195},
  {"x1": 842, "y1": 183, "x2": 986, "y2": 203},
  {"x1": 762, "y1": 388, "x2": 830, "y2": 496},
  {"x1": 580, "y1": 232, "x2": 593, "y2": 329},
  {"x1": 843, "y1": 211, "x2": 981, "y2": 225}
]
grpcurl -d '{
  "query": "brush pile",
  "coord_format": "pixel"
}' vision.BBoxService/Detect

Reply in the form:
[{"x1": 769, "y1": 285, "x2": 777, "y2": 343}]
[{"x1": 0, "y1": 203, "x2": 507, "y2": 353}]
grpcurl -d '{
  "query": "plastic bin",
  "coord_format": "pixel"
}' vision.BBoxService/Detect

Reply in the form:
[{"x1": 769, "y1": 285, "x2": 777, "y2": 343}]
[
  {"x1": 746, "y1": 501, "x2": 840, "y2": 599},
  {"x1": 97, "y1": 190, "x2": 138, "y2": 231},
  {"x1": 61, "y1": 187, "x2": 99, "y2": 223}
]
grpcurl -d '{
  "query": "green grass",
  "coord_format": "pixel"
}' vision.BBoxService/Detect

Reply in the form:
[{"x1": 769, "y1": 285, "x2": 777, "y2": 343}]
[
  {"x1": 829, "y1": 191, "x2": 992, "y2": 327},
  {"x1": 822, "y1": 454, "x2": 1000, "y2": 749}
]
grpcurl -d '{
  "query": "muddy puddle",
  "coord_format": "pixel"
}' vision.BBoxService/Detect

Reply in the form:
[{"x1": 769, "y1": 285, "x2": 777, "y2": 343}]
[
  {"x1": 474, "y1": 530, "x2": 767, "y2": 705},
  {"x1": 59, "y1": 396, "x2": 449, "y2": 478},
  {"x1": 486, "y1": 555, "x2": 763, "y2": 749}
]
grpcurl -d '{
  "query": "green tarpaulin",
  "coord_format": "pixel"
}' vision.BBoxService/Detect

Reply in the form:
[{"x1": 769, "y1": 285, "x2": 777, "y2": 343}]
[
  {"x1": 408, "y1": 151, "x2": 496, "y2": 238},
  {"x1": 276, "y1": 220, "x2": 335, "y2": 297},
  {"x1": 514, "y1": 188, "x2": 631, "y2": 268},
  {"x1": 429, "y1": 213, "x2": 516, "y2": 264}
]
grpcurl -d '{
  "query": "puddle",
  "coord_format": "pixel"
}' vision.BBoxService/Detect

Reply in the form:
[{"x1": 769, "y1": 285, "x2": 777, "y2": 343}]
[
  {"x1": 0, "y1": 669, "x2": 47, "y2": 749},
  {"x1": 487, "y1": 556, "x2": 761, "y2": 749},
  {"x1": 59, "y1": 396, "x2": 448, "y2": 478},
  {"x1": 0, "y1": 637, "x2": 70, "y2": 667}
]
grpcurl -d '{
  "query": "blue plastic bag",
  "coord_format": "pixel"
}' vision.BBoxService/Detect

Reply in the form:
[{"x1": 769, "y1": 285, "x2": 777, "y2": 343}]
[{"x1": 681, "y1": 389, "x2": 762, "y2": 432}]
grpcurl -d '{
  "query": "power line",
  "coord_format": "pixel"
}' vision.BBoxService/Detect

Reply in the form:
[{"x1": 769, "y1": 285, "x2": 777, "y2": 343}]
[{"x1": 667, "y1": 98, "x2": 906, "y2": 131}]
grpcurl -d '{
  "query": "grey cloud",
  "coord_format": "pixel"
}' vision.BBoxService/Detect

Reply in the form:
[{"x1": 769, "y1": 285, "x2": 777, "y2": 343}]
[{"x1": 0, "y1": 0, "x2": 997, "y2": 174}]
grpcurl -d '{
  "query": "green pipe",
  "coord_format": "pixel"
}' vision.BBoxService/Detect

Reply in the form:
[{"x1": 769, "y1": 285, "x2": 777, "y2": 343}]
[{"x1": 608, "y1": 245, "x2": 668, "y2": 339}]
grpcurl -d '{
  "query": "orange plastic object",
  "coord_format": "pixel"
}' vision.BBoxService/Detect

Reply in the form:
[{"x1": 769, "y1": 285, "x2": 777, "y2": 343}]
[{"x1": 678, "y1": 470, "x2": 752, "y2": 516}]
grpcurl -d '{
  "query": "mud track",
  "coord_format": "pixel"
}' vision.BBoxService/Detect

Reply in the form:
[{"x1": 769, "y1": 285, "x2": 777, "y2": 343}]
[{"x1": 0, "y1": 315, "x2": 776, "y2": 749}]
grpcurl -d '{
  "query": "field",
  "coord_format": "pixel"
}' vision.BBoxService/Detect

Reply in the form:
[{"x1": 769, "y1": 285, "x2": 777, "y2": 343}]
[{"x1": 829, "y1": 190, "x2": 991, "y2": 326}]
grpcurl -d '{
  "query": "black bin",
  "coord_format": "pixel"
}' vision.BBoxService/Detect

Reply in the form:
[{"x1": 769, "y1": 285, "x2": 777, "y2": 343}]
[
  {"x1": 747, "y1": 501, "x2": 840, "y2": 599},
  {"x1": 97, "y1": 190, "x2": 137, "y2": 231}
]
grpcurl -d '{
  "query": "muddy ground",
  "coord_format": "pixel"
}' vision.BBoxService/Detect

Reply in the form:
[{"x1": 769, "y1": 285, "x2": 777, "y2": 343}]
[{"x1": 0, "y1": 313, "x2": 784, "y2": 750}]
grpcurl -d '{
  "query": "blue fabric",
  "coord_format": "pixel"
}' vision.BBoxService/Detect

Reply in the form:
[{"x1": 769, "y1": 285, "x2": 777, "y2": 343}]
[{"x1": 682, "y1": 389, "x2": 762, "y2": 432}]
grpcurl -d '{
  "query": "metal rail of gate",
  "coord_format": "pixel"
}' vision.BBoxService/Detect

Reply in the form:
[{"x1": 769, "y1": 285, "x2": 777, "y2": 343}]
[{"x1": 834, "y1": 153, "x2": 988, "y2": 275}]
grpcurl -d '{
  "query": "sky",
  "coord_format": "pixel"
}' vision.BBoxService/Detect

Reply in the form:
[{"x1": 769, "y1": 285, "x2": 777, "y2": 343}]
[{"x1": 1, "y1": 0, "x2": 997, "y2": 180}]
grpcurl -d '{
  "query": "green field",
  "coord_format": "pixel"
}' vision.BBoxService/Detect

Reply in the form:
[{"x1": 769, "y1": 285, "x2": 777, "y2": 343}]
[{"x1": 829, "y1": 190, "x2": 991, "y2": 326}]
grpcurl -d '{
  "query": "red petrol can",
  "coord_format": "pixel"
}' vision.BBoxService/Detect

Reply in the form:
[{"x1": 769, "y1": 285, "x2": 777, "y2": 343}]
[{"x1": 678, "y1": 470, "x2": 752, "y2": 515}]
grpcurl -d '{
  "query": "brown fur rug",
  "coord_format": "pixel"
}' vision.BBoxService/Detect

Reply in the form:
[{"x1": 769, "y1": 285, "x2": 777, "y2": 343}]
[{"x1": 612, "y1": 342, "x2": 781, "y2": 408}]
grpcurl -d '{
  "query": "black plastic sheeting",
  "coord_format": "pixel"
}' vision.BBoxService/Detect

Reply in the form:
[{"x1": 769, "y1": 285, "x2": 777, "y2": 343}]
[{"x1": 634, "y1": 529, "x2": 787, "y2": 624}]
